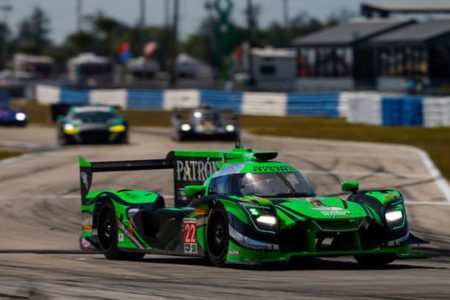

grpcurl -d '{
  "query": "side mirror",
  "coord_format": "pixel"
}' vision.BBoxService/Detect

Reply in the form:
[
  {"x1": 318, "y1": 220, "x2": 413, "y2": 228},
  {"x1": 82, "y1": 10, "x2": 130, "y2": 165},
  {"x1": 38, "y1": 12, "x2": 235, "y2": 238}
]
[
  {"x1": 341, "y1": 181, "x2": 359, "y2": 193},
  {"x1": 184, "y1": 185, "x2": 206, "y2": 197}
]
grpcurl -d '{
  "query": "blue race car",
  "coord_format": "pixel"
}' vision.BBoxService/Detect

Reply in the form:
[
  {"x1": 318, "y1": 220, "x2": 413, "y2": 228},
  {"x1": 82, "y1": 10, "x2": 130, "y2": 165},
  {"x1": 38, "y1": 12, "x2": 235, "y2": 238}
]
[{"x1": 0, "y1": 106, "x2": 27, "y2": 126}]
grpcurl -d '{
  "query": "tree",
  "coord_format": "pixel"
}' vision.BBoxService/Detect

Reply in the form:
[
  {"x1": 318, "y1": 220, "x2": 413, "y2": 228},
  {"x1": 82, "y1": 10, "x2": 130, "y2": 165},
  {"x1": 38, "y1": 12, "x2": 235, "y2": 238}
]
[
  {"x1": 326, "y1": 8, "x2": 356, "y2": 26},
  {"x1": 15, "y1": 6, "x2": 52, "y2": 54},
  {"x1": 65, "y1": 31, "x2": 98, "y2": 55},
  {"x1": 92, "y1": 12, "x2": 127, "y2": 57},
  {"x1": 0, "y1": 22, "x2": 10, "y2": 67}
]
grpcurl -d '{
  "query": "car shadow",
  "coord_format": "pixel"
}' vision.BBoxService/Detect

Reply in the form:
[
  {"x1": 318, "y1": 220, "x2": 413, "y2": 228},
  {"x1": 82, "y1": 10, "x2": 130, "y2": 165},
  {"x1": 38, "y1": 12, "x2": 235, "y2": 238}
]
[{"x1": 137, "y1": 255, "x2": 443, "y2": 272}]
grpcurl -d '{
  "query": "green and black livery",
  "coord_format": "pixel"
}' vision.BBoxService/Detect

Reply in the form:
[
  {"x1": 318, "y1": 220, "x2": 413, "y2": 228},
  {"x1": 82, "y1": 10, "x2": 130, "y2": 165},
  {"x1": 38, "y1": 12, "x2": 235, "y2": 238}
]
[{"x1": 79, "y1": 147, "x2": 426, "y2": 266}]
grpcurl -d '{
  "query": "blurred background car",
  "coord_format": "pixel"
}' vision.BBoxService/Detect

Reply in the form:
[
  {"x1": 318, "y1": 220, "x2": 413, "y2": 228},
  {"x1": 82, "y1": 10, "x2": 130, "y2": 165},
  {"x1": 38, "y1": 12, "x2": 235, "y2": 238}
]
[
  {"x1": 56, "y1": 105, "x2": 128, "y2": 145},
  {"x1": 171, "y1": 105, "x2": 239, "y2": 142},
  {"x1": 0, "y1": 105, "x2": 27, "y2": 127}
]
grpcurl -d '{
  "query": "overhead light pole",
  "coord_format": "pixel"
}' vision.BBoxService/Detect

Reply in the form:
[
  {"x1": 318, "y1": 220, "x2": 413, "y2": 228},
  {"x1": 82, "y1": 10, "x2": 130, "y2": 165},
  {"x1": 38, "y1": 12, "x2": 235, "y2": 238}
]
[
  {"x1": 140, "y1": 0, "x2": 146, "y2": 47},
  {"x1": 246, "y1": 0, "x2": 255, "y2": 86},
  {"x1": 76, "y1": 0, "x2": 83, "y2": 31},
  {"x1": 283, "y1": 0, "x2": 289, "y2": 26},
  {"x1": 169, "y1": 0, "x2": 179, "y2": 87},
  {"x1": 0, "y1": 0, "x2": 12, "y2": 67}
]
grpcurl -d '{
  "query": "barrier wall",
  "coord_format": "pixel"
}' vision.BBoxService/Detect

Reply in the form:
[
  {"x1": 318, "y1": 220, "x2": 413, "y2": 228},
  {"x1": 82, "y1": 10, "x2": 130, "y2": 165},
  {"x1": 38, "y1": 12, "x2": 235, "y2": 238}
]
[{"x1": 32, "y1": 84, "x2": 450, "y2": 127}]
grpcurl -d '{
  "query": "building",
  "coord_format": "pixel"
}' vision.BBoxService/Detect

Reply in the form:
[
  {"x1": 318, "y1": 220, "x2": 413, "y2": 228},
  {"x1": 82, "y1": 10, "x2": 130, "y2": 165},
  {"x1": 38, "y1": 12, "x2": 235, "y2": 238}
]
[
  {"x1": 371, "y1": 18, "x2": 450, "y2": 93},
  {"x1": 293, "y1": 18, "x2": 414, "y2": 91},
  {"x1": 13, "y1": 54, "x2": 55, "y2": 80},
  {"x1": 250, "y1": 48, "x2": 297, "y2": 92},
  {"x1": 361, "y1": 2, "x2": 450, "y2": 18},
  {"x1": 67, "y1": 53, "x2": 113, "y2": 87}
]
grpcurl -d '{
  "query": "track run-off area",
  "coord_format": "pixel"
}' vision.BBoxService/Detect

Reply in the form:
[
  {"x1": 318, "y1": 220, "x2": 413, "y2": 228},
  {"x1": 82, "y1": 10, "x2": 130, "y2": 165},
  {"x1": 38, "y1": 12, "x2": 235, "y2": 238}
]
[{"x1": 0, "y1": 126, "x2": 449, "y2": 299}]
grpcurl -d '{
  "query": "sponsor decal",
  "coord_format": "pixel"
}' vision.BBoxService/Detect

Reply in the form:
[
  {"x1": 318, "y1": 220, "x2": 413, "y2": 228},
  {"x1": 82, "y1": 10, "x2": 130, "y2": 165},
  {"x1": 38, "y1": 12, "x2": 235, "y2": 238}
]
[
  {"x1": 82, "y1": 225, "x2": 92, "y2": 233},
  {"x1": 252, "y1": 165, "x2": 295, "y2": 173},
  {"x1": 194, "y1": 208, "x2": 207, "y2": 216},
  {"x1": 229, "y1": 249, "x2": 240, "y2": 256},
  {"x1": 118, "y1": 233, "x2": 124, "y2": 242},
  {"x1": 80, "y1": 238, "x2": 91, "y2": 249},
  {"x1": 384, "y1": 194, "x2": 397, "y2": 200},
  {"x1": 309, "y1": 199, "x2": 324, "y2": 207},
  {"x1": 183, "y1": 218, "x2": 198, "y2": 254},
  {"x1": 174, "y1": 157, "x2": 220, "y2": 206},
  {"x1": 313, "y1": 206, "x2": 350, "y2": 217},
  {"x1": 175, "y1": 159, "x2": 219, "y2": 182}
]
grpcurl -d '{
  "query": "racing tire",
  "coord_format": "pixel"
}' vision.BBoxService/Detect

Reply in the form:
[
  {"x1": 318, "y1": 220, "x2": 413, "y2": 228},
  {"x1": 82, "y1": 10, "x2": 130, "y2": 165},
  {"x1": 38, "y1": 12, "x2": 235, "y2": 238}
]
[
  {"x1": 58, "y1": 134, "x2": 70, "y2": 146},
  {"x1": 206, "y1": 207, "x2": 229, "y2": 267},
  {"x1": 97, "y1": 201, "x2": 145, "y2": 261},
  {"x1": 354, "y1": 254, "x2": 397, "y2": 267}
]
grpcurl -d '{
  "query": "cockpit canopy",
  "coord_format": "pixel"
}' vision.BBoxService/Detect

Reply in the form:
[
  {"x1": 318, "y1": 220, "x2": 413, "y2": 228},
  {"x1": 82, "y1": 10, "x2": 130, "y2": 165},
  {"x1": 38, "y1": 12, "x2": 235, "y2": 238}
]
[{"x1": 208, "y1": 162, "x2": 316, "y2": 198}]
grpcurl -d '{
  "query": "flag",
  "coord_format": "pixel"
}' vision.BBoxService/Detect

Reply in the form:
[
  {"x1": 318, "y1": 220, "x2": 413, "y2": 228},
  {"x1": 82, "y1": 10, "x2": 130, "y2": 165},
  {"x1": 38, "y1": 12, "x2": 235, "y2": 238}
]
[
  {"x1": 119, "y1": 42, "x2": 132, "y2": 63},
  {"x1": 143, "y1": 42, "x2": 158, "y2": 58}
]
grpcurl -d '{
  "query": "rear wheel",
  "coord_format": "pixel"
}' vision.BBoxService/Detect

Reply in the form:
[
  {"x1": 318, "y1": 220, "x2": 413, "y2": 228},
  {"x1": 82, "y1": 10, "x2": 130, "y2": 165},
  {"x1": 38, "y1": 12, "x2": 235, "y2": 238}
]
[
  {"x1": 97, "y1": 201, "x2": 145, "y2": 260},
  {"x1": 354, "y1": 254, "x2": 397, "y2": 267},
  {"x1": 207, "y1": 207, "x2": 229, "y2": 267}
]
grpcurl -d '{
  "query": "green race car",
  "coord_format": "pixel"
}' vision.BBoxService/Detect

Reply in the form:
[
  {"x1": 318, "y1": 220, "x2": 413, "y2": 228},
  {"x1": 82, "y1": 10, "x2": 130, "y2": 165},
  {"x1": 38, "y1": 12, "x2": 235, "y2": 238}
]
[{"x1": 79, "y1": 147, "x2": 425, "y2": 267}]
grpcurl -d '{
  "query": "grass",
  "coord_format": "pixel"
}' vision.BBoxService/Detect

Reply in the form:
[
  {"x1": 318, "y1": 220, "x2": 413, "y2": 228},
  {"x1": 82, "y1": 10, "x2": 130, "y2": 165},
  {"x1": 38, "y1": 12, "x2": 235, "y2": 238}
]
[
  {"x1": 13, "y1": 100, "x2": 450, "y2": 180},
  {"x1": 0, "y1": 149, "x2": 22, "y2": 160}
]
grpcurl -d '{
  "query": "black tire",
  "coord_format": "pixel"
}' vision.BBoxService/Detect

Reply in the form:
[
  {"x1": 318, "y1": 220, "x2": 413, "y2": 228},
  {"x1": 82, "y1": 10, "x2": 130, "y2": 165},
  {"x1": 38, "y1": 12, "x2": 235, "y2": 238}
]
[
  {"x1": 116, "y1": 132, "x2": 129, "y2": 144},
  {"x1": 206, "y1": 207, "x2": 229, "y2": 267},
  {"x1": 97, "y1": 201, "x2": 145, "y2": 261},
  {"x1": 58, "y1": 134, "x2": 69, "y2": 146},
  {"x1": 354, "y1": 254, "x2": 397, "y2": 267}
]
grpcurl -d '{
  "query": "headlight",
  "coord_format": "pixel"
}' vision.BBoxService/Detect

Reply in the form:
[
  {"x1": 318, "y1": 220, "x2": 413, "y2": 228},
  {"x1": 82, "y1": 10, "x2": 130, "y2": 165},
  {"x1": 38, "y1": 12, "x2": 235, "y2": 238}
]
[
  {"x1": 243, "y1": 204, "x2": 278, "y2": 232},
  {"x1": 225, "y1": 124, "x2": 235, "y2": 132},
  {"x1": 193, "y1": 111, "x2": 202, "y2": 118},
  {"x1": 256, "y1": 215, "x2": 277, "y2": 226},
  {"x1": 385, "y1": 210, "x2": 403, "y2": 222},
  {"x1": 109, "y1": 124, "x2": 126, "y2": 133},
  {"x1": 181, "y1": 124, "x2": 191, "y2": 131},
  {"x1": 15, "y1": 112, "x2": 26, "y2": 121},
  {"x1": 63, "y1": 123, "x2": 79, "y2": 134}
]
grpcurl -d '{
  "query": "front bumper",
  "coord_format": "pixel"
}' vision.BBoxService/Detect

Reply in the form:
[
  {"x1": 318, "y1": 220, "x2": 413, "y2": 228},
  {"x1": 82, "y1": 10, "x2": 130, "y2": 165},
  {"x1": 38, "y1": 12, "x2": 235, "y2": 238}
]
[
  {"x1": 65, "y1": 129, "x2": 127, "y2": 144},
  {"x1": 226, "y1": 239, "x2": 413, "y2": 265},
  {"x1": 0, "y1": 119, "x2": 27, "y2": 126},
  {"x1": 225, "y1": 217, "x2": 422, "y2": 265}
]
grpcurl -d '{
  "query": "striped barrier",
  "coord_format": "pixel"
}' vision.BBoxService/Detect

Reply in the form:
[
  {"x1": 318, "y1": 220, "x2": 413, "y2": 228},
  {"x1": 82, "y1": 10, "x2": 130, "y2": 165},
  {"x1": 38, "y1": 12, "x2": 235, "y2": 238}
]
[{"x1": 32, "y1": 84, "x2": 450, "y2": 127}]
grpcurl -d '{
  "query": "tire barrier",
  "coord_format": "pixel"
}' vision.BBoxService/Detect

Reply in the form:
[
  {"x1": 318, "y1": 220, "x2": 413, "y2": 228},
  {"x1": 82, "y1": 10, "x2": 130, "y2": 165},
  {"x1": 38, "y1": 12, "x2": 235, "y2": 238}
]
[{"x1": 32, "y1": 84, "x2": 450, "y2": 127}]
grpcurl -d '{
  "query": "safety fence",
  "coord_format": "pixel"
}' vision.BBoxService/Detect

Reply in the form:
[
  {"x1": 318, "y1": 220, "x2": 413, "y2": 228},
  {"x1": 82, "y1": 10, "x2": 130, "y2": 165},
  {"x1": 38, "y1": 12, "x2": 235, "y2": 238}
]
[{"x1": 33, "y1": 84, "x2": 450, "y2": 127}]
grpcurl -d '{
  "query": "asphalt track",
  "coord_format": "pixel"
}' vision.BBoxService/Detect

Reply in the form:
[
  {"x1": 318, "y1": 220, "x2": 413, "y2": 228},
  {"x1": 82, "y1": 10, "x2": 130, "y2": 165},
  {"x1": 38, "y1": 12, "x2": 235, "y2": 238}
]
[{"x1": 0, "y1": 126, "x2": 449, "y2": 299}]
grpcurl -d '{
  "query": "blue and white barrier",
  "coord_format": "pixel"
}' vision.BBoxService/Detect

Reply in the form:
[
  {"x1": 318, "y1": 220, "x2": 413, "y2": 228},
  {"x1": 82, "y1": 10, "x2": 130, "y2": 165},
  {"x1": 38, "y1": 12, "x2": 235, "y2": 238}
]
[{"x1": 33, "y1": 84, "x2": 450, "y2": 127}]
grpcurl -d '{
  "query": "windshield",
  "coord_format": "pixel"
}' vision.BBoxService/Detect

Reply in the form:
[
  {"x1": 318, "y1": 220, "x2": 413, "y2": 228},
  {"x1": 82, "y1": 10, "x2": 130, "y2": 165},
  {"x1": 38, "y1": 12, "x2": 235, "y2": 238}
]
[
  {"x1": 209, "y1": 172, "x2": 316, "y2": 198},
  {"x1": 72, "y1": 112, "x2": 117, "y2": 122}
]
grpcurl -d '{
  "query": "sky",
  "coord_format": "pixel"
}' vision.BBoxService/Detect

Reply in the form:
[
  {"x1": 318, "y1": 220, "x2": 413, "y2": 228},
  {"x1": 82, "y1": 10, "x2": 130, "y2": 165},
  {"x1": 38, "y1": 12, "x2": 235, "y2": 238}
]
[{"x1": 3, "y1": 0, "x2": 450, "y2": 44}]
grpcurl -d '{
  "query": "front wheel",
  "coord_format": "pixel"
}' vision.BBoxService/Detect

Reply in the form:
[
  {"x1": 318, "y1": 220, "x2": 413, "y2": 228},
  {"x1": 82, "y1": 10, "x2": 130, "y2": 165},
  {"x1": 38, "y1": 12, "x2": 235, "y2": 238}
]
[
  {"x1": 354, "y1": 254, "x2": 397, "y2": 267},
  {"x1": 97, "y1": 201, "x2": 145, "y2": 261},
  {"x1": 206, "y1": 207, "x2": 229, "y2": 267}
]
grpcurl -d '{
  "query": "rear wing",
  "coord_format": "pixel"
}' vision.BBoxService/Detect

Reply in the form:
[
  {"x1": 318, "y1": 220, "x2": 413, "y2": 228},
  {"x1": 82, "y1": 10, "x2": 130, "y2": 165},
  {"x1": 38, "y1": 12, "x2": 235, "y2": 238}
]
[
  {"x1": 172, "y1": 107, "x2": 239, "y2": 123},
  {"x1": 79, "y1": 151, "x2": 223, "y2": 207}
]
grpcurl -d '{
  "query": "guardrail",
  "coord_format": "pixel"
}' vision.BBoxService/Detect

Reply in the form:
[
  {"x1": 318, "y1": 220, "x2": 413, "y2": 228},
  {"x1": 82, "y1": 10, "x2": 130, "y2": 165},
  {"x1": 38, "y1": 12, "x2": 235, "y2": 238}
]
[{"x1": 32, "y1": 84, "x2": 450, "y2": 127}]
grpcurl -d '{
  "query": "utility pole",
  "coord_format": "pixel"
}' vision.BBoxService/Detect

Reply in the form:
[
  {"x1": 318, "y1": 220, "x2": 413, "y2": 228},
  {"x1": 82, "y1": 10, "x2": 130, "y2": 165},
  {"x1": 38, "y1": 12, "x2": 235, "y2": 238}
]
[
  {"x1": 140, "y1": 0, "x2": 146, "y2": 47},
  {"x1": 246, "y1": 0, "x2": 255, "y2": 86},
  {"x1": 169, "y1": 0, "x2": 179, "y2": 87},
  {"x1": 76, "y1": 0, "x2": 82, "y2": 31},
  {"x1": 0, "y1": 0, "x2": 12, "y2": 68},
  {"x1": 165, "y1": 0, "x2": 171, "y2": 29},
  {"x1": 283, "y1": 0, "x2": 289, "y2": 26}
]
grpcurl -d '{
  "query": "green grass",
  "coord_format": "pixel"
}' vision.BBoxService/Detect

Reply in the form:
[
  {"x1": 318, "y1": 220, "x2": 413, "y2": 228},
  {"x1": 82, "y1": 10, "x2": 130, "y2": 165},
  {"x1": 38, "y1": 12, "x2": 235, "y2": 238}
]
[{"x1": 14, "y1": 100, "x2": 450, "y2": 180}]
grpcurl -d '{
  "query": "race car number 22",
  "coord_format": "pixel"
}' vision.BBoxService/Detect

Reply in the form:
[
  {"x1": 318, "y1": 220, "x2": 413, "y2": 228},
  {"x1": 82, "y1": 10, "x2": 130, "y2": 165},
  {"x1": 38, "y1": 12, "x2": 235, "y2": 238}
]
[{"x1": 183, "y1": 219, "x2": 197, "y2": 254}]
